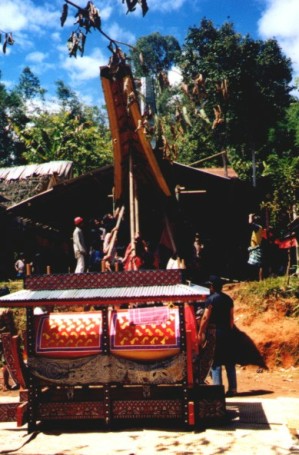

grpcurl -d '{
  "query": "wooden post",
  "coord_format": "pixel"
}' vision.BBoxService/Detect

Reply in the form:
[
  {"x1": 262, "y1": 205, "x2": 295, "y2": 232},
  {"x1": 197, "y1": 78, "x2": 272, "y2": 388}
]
[
  {"x1": 46, "y1": 266, "x2": 51, "y2": 275},
  {"x1": 164, "y1": 216, "x2": 177, "y2": 254},
  {"x1": 129, "y1": 153, "x2": 136, "y2": 247},
  {"x1": 26, "y1": 263, "x2": 31, "y2": 276},
  {"x1": 252, "y1": 149, "x2": 256, "y2": 187},
  {"x1": 134, "y1": 175, "x2": 139, "y2": 236},
  {"x1": 221, "y1": 150, "x2": 228, "y2": 177}
]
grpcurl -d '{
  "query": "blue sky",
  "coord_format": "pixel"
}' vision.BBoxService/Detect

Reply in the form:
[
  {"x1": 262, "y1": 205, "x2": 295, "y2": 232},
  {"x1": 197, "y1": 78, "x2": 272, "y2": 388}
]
[{"x1": 0, "y1": 0, "x2": 298, "y2": 109}]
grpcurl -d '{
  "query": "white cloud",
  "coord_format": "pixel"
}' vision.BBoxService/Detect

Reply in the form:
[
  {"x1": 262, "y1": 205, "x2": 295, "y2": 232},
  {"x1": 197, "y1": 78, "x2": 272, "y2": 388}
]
[
  {"x1": 0, "y1": 0, "x2": 27, "y2": 31},
  {"x1": 258, "y1": 0, "x2": 299, "y2": 76},
  {"x1": 26, "y1": 97, "x2": 61, "y2": 115},
  {"x1": 0, "y1": 0, "x2": 60, "y2": 34},
  {"x1": 147, "y1": 0, "x2": 187, "y2": 13},
  {"x1": 26, "y1": 51, "x2": 48, "y2": 63},
  {"x1": 1, "y1": 79, "x2": 14, "y2": 90},
  {"x1": 51, "y1": 32, "x2": 61, "y2": 43},
  {"x1": 24, "y1": 52, "x2": 55, "y2": 77},
  {"x1": 61, "y1": 48, "x2": 107, "y2": 83},
  {"x1": 168, "y1": 66, "x2": 183, "y2": 86},
  {"x1": 98, "y1": 5, "x2": 113, "y2": 21},
  {"x1": 106, "y1": 22, "x2": 136, "y2": 47}
]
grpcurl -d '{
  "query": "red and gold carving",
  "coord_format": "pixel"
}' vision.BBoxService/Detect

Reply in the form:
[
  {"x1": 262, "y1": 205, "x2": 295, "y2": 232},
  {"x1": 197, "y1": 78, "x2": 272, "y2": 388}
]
[
  {"x1": 112, "y1": 399, "x2": 182, "y2": 419},
  {"x1": 110, "y1": 307, "x2": 180, "y2": 361},
  {"x1": 35, "y1": 312, "x2": 102, "y2": 357},
  {"x1": 39, "y1": 402, "x2": 105, "y2": 420}
]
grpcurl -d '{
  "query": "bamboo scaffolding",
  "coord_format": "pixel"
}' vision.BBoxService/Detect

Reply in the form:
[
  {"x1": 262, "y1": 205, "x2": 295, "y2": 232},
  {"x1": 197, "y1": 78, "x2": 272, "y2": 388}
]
[{"x1": 105, "y1": 205, "x2": 125, "y2": 259}]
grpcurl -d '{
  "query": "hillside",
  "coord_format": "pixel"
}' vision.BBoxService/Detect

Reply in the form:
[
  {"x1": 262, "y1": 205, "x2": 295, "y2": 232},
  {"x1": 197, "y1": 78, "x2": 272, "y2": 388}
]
[{"x1": 224, "y1": 279, "x2": 299, "y2": 369}]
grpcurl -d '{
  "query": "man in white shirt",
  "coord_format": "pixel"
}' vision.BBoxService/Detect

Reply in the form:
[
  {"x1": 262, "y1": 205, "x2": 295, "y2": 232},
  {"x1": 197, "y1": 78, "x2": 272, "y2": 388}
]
[{"x1": 73, "y1": 217, "x2": 87, "y2": 273}]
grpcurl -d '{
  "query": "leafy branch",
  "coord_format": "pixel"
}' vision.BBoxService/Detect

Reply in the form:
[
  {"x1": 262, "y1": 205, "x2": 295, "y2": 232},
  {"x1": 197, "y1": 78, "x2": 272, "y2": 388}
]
[
  {"x1": 0, "y1": 29, "x2": 14, "y2": 54},
  {"x1": 60, "y1": 0, "x2": 148, "y2": 58}
]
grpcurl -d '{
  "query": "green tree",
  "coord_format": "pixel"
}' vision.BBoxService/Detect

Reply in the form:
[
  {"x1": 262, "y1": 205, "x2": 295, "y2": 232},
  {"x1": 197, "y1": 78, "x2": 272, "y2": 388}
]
[
  {"x1": 6, "y1": 75, "x2": 112, "y2": 174},
  {"x1": 16, "y1": 67, "x2": 46, "y2": 101},
  {"x1": 55, "y1": 80, "x2": 81, "y2": 116},
  {"x1": 130, "y1": 33, "x2": 183, "y2": 161},
  {"x1": 261, "y1": 153, "x2": 299, "y2": 229},
  {"x1": 130, "y1": 32, "x2": 181, "y2": 80},
  {"x1": 178, "y1": 19, "x2": 293, "y2": 174},
  {"x1": 15, "y1": 108, "x2": 112, "y2": 175},
  {"x1": 286, "y1": 96, "x2": 299, "y2": 149},
  {"x1": 0, "y1": 71, "x2": 28, "y2": 166}
]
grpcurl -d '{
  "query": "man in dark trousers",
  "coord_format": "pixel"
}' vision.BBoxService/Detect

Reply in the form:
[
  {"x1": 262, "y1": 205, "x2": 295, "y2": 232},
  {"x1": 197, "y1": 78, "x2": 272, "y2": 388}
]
[{"x1": 197, "y1": 275, "x2": 237, "y2": 396}]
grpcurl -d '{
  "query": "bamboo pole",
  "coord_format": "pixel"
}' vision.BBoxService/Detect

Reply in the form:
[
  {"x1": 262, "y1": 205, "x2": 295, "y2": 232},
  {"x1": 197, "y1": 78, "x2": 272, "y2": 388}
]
[
  {"x1": 189, "y1": 150, "x2": 226, "y2": 167},
  {"x1": 134, "y1": 175, "x2": 139, "y2": 236},
  {"x1": 105, "y1": 205, "x2": 125, "y2": 259},
  {"x1": 164, "y1": 216, "x2": 177, "y2": 253},
  {"x1": 129, "y1": 153, "x2": 136, "y2": 247}
]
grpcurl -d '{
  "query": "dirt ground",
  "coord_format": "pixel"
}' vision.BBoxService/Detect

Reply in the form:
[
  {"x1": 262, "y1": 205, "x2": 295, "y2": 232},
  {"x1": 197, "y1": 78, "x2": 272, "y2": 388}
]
[{"x1": 222, "y1": 282, "x2": 299, "y2": 399}]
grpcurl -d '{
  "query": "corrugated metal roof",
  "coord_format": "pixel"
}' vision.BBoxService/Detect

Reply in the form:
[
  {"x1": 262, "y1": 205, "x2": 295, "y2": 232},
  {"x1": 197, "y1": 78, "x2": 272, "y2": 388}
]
[
  {"x1": 197, "y1": 167, "x2": 238, "y2": 178},
  {"x1": 0, "y1": 161, "x2": 73, "y2": 181},
  {"x1": 0, "y1": 283, "x2": 209, "y2": 306},
  {"x1": 174, "y1": 162, "x2": 238, "y2": 179}
]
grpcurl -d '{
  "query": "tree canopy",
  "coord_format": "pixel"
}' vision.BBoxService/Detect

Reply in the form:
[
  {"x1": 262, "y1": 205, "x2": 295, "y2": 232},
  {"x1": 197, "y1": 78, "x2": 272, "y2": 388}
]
[
  {"x1": 130, "y1": 32, "x2": 181, "y2": 80},
  {"x1": 127, "y1": 21, "x2": 298, "y2": 231},
  {"x1": 0, "y1": 69, "x2": 113, "y2": 174},
  {"x1": 179, "y1": 19, "x2": 293, "y2": 166}
]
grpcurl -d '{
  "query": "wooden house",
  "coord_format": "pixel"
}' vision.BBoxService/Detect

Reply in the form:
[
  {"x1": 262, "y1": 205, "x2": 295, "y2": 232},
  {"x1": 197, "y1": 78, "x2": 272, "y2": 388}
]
[{"x1": 1, "y1": 160, "x2": 255, "y2": 281}]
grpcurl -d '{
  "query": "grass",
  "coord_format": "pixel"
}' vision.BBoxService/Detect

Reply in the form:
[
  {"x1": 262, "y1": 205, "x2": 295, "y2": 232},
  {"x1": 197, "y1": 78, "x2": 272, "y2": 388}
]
[
  {"x1": 0, "y1": 279, "x2": 27, "y2": 336},
  {"x1": 230, "y1": 275, "x2": 299, "y2": 317},
  {"x1": 0, "y1": 279, "x2": 24, "y2": 293}
]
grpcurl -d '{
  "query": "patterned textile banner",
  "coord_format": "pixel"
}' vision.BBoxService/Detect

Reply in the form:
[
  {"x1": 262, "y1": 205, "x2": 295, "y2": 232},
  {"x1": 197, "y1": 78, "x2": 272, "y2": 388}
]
[
  {"x1": 28, "y1": 352, "x2": 186, "y2": 385},
  {"x1": 35, "y1": 312, "x2": 102, "y2": 358},
  {"x1": 110, "y1": 307, "x2": 180, "y2": 361}
]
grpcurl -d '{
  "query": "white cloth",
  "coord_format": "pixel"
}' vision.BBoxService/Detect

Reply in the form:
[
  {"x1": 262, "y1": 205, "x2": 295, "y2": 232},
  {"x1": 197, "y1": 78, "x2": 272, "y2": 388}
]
[
  {"x1": 15, "y1": 259, "x2": 25, "y2": 273},
  {"x1": 73, "y1": 226, "x2": 87, "y2": 273},
  {"x1": 75, "y1": 254, "x2": 85, "y2": 273},
  {"x1": 166, "y1": 257, "x2": 180, "y2": 269}
]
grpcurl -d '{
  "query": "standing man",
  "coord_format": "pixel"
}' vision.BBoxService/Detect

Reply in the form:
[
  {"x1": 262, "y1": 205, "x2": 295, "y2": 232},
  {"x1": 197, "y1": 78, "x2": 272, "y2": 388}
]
[
  {"x1": 248, "y1": 213, "x2": 264, "y2": 281},
  {"x1": 73, "y1": 217, "x2": 87, "y2": 273},
  {"x1": 197, "y1": 275, "x2": 237, "y2": 397},
  {"x1": 14, "y1": 253, "x2": 25, "y2": 278}
]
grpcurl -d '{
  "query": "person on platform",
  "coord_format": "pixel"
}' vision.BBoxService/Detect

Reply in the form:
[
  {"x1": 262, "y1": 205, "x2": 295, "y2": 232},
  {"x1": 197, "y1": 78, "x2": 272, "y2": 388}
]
[
  {"x1": 14, "y1": 253, "x2": 25, "y2": 278},
  {"x1": 248, "y1": 213, "x2": 264, "y2": 281},
  {"x1": 73, "y1": 217, "x2": 87, "y2": 273},
  {"x1": 197, "y1": 275, "x2": 237, "y2": 397}
]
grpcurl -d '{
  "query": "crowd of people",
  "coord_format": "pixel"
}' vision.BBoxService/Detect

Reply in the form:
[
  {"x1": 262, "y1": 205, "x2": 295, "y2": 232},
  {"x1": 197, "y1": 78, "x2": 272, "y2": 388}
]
[
  {"x1": 71, "y1": 210, "x2": 157, "y2": 275},
  {"x1": 12, "y1": 210, "x2": 296, "y2": 282},
  {"x1": 247, "y1": 213, "x2": 297, "y2": 281}
]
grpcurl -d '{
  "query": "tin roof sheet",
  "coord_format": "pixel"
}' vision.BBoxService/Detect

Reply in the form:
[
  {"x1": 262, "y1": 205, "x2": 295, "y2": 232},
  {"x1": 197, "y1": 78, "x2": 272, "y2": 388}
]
[
  {"x1": 0, "y1": 161, "x2": 73, "y2": 181},
  {"x1": 0, "y1": 283, "x2": 209, "y2": 307}
]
